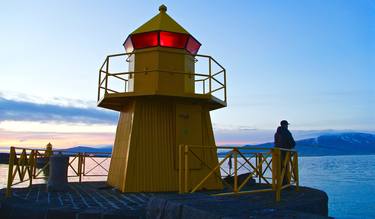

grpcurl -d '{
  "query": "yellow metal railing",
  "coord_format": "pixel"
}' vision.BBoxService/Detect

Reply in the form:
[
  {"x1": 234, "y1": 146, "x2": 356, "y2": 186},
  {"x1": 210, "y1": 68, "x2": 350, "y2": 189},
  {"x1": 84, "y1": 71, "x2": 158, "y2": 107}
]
[
  {"x1": 5, "y1": 146, "x2": 110, "y2": 197},
  {"x1": 178, "y1": 145, "x2": 299, "y2": 201},
  {"x1": 97, "y1": 52, "x2": 227, "y2": 104}
]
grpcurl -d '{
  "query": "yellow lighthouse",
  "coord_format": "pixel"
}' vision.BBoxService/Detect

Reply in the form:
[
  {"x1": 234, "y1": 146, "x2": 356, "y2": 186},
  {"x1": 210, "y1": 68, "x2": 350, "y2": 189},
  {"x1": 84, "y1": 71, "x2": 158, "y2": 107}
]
[{"x1": 97, "y1": 5, "x2": 227, "y2": 192}]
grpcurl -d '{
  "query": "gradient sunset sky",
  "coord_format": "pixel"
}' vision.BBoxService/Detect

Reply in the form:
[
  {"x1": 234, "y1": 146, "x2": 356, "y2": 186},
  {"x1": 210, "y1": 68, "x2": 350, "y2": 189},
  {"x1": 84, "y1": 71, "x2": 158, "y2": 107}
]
[{"x1": 0, "y1": 0, "x2": 374, "y2": 148}]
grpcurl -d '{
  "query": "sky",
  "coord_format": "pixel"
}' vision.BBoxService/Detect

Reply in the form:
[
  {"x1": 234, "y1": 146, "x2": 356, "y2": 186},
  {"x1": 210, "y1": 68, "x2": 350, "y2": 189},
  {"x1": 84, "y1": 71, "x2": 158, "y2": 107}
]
[{"x1": 0, "y1": 0, "x2": 374, "y2": 148}]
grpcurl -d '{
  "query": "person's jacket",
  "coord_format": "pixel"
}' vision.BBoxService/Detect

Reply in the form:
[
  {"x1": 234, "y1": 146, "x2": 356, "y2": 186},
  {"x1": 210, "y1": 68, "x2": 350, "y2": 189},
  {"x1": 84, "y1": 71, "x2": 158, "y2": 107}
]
[{"x1": 274, "y1": 126, "x2": 296, "y2": 149}]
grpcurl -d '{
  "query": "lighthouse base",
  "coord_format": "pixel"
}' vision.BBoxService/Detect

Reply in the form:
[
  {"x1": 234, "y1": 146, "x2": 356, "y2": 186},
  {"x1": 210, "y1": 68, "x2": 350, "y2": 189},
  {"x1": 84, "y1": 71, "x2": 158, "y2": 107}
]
[{"x1": 107, "y1": 97, "x2": 223, "y2": 192}]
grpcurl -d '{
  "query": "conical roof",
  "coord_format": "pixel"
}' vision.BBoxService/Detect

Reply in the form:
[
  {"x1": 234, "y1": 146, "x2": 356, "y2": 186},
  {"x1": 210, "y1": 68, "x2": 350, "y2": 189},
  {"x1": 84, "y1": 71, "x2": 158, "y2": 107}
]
[{"x1": 131, "y1": 5, "x2": 189, "y2": 35}]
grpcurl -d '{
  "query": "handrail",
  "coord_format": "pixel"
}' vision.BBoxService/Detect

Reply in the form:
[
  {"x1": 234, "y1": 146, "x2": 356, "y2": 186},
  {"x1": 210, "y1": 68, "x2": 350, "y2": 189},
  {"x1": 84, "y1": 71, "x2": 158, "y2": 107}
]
[
  {"x1": 97, "y1": 51, "x2": 227, "y2": 104},
  {"x1": 5, "y1": 146, "x2": 110, "y2": 198},
  {"x1": 178, "y1": 145, "x2": 299, "y2": 202}
]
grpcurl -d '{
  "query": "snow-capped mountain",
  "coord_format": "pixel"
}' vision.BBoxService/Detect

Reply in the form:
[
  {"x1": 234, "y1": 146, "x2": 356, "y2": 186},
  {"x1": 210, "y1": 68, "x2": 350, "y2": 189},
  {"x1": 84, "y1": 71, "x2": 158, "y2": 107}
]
[{"x1": 245, "y1": 132, "x2": 375, "y2": 156}]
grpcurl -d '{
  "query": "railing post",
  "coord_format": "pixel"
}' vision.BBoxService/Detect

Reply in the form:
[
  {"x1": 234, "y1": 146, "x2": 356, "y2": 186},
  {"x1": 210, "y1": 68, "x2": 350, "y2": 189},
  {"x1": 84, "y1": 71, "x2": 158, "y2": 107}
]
[
  {"x1": 272, "y1": 147, "x2": 281, "y2": 201},
  {"x1": 258, "y1": 153, "x2": 263, "y2": 183},
  {"x1": 287, "y1": 151, "x2": 291, "y2": 185},
  {"x1": 83, "y1": 155, "x2": 86, "y2": 177},
  {"x1": 209, "y1": 58, "x2": 212, "y2": 94},
  {"x1": 98, "y1": 69, "x2": 102, "y2": 101},
  {"x1": 223, "y1": 69, "x2": 227, "y2": 102},
  {"x1": 78, "y1": 153, "x2": 82, "y2": 183},
  {"x1": 184, "y1": 145, "x2": 189, "y2": 193},
  {"x1": 105, "y1": 57, "x2": 109, "y2": 94},
  {"x1": 233, "y1": 148, "x2": 238, "y2": 193},
  {"x1": 6, "y1": 147, "x2": 15, "y2": 197},
  {"x1": 28, "y1": 150, "x2": 35, "y2": 187},
  {"x1": 293, "y1": 152, "x2": 299, "y2": 191}
]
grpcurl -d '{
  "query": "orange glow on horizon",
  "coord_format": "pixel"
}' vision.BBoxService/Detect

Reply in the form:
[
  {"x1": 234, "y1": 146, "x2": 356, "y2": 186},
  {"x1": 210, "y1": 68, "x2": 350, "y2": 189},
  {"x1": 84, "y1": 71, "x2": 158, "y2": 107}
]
[{"x1": 0, "y1": 131, "x2": 115, "y2": 149}]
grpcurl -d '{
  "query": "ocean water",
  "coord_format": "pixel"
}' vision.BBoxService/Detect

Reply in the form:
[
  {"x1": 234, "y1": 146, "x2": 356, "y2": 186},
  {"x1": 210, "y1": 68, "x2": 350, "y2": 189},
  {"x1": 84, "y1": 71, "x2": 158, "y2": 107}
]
[
  {"x1": 0, "y1": 155, "x2": 374, "y2": 219},
  {"x1": 298, "y1": 155, "x2": 375, "y2": 219}
]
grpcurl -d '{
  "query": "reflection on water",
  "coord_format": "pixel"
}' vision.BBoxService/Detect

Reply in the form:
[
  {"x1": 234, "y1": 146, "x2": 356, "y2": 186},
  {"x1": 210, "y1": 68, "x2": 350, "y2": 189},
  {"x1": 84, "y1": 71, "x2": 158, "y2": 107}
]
[{"x1": 0, "y1": 155, "x2": 374, "y2": 219}]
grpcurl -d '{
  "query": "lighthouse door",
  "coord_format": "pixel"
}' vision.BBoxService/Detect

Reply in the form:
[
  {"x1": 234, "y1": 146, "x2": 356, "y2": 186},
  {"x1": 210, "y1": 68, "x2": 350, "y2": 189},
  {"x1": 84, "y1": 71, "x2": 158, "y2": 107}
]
[{"x1": 175, "y1": 104, "x2": 203, "y2": 169}]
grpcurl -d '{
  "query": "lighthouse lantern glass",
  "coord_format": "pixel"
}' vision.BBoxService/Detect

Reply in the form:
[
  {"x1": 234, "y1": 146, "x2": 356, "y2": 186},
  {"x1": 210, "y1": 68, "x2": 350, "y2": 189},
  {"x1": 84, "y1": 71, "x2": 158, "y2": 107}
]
[
  {"x1": 186, "y1": 36, "x2": 201, "y2": 55},
  {"x1": 124, "y1": 37, "x2": 134, "y2": 53},
  {"x1": 131, "y1": 32, "x2": 158, "y2": 49},
  {"x1": 125, "y1": 31, "x2": 201, "y2": 55},
  {"x1": 159, "y1": 31, "x2": 188, "y2": 49}
]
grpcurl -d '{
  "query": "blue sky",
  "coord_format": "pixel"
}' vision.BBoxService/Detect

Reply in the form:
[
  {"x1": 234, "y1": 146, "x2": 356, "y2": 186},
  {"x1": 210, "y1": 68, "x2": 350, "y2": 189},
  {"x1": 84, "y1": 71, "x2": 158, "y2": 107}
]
[{"x1": 0, "y1": 0, "x2": 374, "y2": 147}]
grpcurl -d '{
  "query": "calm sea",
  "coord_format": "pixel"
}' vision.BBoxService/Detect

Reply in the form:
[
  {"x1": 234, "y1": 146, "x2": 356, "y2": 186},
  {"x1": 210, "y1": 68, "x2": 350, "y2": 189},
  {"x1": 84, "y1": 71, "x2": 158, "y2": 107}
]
[{"x1": 0, "y1": 155, "x2": 374, "y2": 219}]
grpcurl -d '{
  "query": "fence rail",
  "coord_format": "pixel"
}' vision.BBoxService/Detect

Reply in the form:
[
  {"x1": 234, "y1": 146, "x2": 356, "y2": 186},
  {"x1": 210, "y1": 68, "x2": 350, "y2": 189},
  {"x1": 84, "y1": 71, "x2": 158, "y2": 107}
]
[
  {"x1": 97, "y1": 52, "x2": 227, "y2": 104},
  {"x1": 5, "y1": 146, "x2": 110, "y2": 197},
  {"x1": 178, "y1": 145, "x2": 299, "y2": 201}
]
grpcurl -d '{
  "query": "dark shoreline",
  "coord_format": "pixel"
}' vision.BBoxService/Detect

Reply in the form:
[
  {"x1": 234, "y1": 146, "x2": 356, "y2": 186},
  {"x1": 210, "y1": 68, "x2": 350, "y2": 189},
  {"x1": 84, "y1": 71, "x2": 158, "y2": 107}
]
[{"x1": 0, "y1": 182, "x2": 330, "y2": 219}]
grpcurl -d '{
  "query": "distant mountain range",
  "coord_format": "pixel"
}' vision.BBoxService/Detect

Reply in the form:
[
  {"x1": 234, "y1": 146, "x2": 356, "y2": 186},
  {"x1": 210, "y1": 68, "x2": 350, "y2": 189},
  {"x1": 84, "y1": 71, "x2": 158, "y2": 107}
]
[
  {"x1": 63, "y1": 146, "x2": 112, "y2": 153},
  {"x1": 64, "y1": 132, "x2": 375, "y2": 157},
  {"x1": 245, "y1": 132, "x2": 375, "y2": 156}
]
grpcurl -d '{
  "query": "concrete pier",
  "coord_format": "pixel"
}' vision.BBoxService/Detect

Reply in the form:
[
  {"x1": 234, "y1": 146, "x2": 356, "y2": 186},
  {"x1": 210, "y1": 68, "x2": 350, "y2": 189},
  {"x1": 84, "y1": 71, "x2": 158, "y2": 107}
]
[{"x1": 0, "y1": 182, "x2": 330, "y2": 219}]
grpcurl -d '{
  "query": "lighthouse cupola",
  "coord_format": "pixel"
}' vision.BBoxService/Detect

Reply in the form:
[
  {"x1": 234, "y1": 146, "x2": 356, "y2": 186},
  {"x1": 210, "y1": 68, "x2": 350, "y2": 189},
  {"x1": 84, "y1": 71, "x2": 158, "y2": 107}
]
[
  {"x1": 124, "y1": 5, "x2": 201, "y2": 55},
  {"x1": 120, "y1": 5, "x2": 201, "y2": 95}
]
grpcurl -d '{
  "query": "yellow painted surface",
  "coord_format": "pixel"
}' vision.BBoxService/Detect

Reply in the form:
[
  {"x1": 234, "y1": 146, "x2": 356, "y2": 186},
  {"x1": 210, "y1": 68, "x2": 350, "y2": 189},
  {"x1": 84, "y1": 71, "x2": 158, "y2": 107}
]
[
  {"x1": 106, "y1": 98, "x2": 222, "y2": 192},
  {"x1": 127, "y1": 47, "x2": 195, "y2": 95},
  {"x1": 131, "y1": 5, "x2": 189, "y2": 35},
  {"x1": 107, "y1": 102, "x2": 134, "y2": 188}
]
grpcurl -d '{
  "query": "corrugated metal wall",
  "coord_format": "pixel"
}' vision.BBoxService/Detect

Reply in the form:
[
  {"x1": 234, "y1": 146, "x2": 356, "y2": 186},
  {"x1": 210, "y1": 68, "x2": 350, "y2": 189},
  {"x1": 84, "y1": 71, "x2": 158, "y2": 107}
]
[{"x1": 107, "y1": 98, "x2": 222, "y2": 192}]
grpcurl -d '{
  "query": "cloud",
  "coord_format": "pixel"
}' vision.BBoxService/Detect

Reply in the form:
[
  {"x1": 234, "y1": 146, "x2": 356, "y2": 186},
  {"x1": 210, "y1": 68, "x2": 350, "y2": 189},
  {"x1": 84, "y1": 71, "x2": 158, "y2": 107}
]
[
  {"x1": 0, "y1": 130, "x2": 115, "y2": 149},
  {"x1": 0, "y1": 97, "x2": 118, "y2": 124}
]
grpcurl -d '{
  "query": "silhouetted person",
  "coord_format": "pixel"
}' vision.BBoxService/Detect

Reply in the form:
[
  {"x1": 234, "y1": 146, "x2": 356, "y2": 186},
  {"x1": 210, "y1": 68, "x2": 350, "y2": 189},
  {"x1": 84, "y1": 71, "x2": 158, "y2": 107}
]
[{"x1": 274, "y1": 120, "x2": 295, "y2": 185}]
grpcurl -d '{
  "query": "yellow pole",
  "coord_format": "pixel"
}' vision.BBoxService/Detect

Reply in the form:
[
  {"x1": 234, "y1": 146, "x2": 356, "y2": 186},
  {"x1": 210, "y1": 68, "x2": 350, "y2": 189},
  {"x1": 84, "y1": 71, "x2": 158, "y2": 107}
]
[
  {"x1": 83, "y1": 155, "x2": 86, "y2": 176},
  {"x1": 273, "y1": 148, "x2": 281, "y2": 201},
  {"x1": 184, "y1": 145, "x2": 189, "y2": 193},
  {"x1": 287, "y1": 151, "x2": 291, "y2": 185},
  {"x1": 209, "y1": 58, "x2": 212, "y2": 93},
  {"x1": 6, "y1": 147, "x2": 16, "y2": 197},
  {"x1": 233, "y1": 148, "x2": 238, "y2": 193},
  {"x1": 224, "y1": 69, "x2": 227, "y2": 102},
  {"x1": 78, "y1": 153, "x2": 82, "y2": 183},
  {"x1": 105, "y1": 57, "x2": 109, "y2": 94},
  {"x1": 98, "y1": 69, "x2": 102, "y2": 101},
  {"x1": 271, "y1": 148, "x2": 278, "y2": 190},
  {"x1": 293, "y1": 152, "x2": 299, "y2": 191},
  {"x1": 258, "y1": 153, "x2": 263, "y2": 183},
  {"x1": 28, "y1": 150, "x2": 34, "y2": 187}
]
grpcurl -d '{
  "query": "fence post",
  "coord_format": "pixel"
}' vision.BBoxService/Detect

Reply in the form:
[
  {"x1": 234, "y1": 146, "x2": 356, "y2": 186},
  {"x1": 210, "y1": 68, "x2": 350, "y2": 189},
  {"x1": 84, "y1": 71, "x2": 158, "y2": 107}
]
[
  {"x1": 28, "y1": 150, "x2": 35, "y2": 187},
  {"x1": 258, "y1": 153, "x2": 263, "y2": 183},
  {"x1": 271, "y1": 148, "x2": 278, "y2": 190},
  {"x1": 6, "y1": 147, "x2": 16, "y2": 197},
  {"x1": 272, "y1": 148, "x2": 281, "y2": 201},
  {"x1": 293, "y1": 152, "x2": 299, "y2": 191},
  {"x1": 233, "y1": 148, "x2": 238, "y2": 193},
  {"x1": 287, "y1": 151, "x2": 292, "y2": 185},
  {"x1": 78, "y1": 153, "x2": 82, "y2": 183}
]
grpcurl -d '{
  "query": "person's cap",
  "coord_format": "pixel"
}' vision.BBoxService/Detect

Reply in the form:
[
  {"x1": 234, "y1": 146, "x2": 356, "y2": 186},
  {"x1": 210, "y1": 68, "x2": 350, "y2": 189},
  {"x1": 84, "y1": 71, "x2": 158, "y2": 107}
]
[{"x1": 280, "y1": 120, "x2": 290, "y2": 126}]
